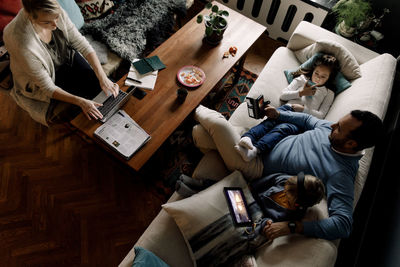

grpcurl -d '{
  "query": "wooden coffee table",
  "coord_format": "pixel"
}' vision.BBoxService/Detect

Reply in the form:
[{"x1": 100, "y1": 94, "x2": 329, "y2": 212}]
[{"x1": 71, "y1": 1, "x2": 266, "y2": 171}]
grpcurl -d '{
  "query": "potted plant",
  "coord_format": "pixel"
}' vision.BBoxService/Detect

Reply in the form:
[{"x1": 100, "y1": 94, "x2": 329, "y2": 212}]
[
  {"x1": 332, "y1": 0, "x2": 372, "y2": 37},
  {"x1": 196, "y1": 2, "x2": 229, "y2": 45}
]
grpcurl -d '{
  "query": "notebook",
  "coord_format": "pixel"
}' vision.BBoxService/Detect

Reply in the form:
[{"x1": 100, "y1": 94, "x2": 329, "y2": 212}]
[
  {"x1": 92, "y1": 86, "x2": 136, "y2": 123},
  {"x1": 125, "y1": 59, "x2": 158, "y2": 90},
  {"x1": 132, "y1": 55, "x2": 165, "y2": 75}
]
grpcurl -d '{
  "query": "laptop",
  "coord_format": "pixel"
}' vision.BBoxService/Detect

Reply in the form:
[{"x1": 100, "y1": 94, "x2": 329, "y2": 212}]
[{"x1": 92, "y1": 85, "x2": 136, "y2": 123}]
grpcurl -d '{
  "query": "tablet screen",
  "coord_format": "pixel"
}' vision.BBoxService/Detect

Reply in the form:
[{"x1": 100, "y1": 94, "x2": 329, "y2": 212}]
[{"x1": 224, "y1": 187, "x2": 252, "y2": 226}]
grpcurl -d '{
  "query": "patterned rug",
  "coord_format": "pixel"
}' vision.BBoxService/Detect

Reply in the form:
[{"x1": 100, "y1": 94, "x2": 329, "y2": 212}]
[
  {"x1": 214, "y1": 67, "x2": 258, "y2": 119},
  {"x1": 142, "y1": 67, "x2": 258, "y2": 197}
]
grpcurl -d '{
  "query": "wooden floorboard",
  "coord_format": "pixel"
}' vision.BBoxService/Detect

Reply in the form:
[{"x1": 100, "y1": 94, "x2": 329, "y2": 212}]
[
  {"x1": 0, "y1": 93, "x2": 167, "y2": 266},
  {"x1": 0, "y1": 1, "x2": 283, "y2": 266}
]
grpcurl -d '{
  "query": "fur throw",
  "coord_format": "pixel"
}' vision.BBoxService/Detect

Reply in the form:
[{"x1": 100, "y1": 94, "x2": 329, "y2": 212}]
[{"x1": 80, "y1": 0, "x2": 187, "y2": 62}]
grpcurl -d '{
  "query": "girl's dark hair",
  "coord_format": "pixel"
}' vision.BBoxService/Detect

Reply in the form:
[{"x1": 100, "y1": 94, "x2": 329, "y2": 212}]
[{"x1": 293, "y1": 54, "x2": 340, "y2": 89}]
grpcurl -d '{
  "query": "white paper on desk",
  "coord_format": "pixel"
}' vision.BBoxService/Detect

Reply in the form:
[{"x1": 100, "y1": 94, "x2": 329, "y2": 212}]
[
  {"x1": 124, "y1": 59, "x2": 158, "y2": 90},
  {"x1": 94, "y1": 110, "x2": 151, "y2": 160}
]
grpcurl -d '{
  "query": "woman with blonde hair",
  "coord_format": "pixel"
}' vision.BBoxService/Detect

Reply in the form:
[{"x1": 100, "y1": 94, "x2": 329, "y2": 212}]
[{"x1": 4, "y1": 0, "x2": 119, "y2": 125}]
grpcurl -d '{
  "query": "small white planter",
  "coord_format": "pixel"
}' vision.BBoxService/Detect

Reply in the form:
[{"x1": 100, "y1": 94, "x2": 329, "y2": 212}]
[{"x1": 335, "y1": 20, "x2": 356, "y2": 38}]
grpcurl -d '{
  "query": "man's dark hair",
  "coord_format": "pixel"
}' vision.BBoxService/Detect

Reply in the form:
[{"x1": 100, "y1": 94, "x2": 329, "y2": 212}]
[{"x1": 349, "y1": 110, "x2": 384, "y2": 150}]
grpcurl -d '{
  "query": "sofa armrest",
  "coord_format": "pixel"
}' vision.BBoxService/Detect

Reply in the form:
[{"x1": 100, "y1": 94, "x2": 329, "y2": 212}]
[{"x1": 287, "y1": 21, "x2": 379, "y2": 64}]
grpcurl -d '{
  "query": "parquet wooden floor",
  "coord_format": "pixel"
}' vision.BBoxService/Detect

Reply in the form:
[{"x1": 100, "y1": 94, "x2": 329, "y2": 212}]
[{"x1": 0, "y1": 93, "x2": 167, "y2": 266}]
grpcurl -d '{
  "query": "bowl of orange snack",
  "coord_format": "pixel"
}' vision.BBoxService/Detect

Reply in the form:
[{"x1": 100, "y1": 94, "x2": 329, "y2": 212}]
[{"x1": 177, "y1": 65, "x2": 206, "y2": 87}]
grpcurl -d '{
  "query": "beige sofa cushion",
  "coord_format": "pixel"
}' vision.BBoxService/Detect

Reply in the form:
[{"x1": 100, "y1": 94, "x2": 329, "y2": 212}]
[
  {"x1": 255, "y1": 234, "x2": 337, "y2": 267},
  {"x1": 254, "y1": 196, "x2": 337, "y2": 267},
  {"x1": 192, "y1": 150, "x2": 230, "y2": 181}
]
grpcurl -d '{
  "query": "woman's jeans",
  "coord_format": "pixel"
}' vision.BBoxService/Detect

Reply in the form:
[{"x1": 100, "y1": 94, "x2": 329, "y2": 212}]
[
  {"x1": 46, "y1": 52, "x2": 102, "y2": 124},
  {"x1": 242, "y1": 105, "x2": 300, "y2": 153}
]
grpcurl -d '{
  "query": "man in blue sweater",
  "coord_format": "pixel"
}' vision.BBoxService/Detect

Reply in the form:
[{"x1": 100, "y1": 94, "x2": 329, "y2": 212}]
[
  {"x1": 260, "y1": 106, "x2": 383, "y2": 240},
  {"x1": 193, "y1": 105, "x2": 383, "y2": 240}
]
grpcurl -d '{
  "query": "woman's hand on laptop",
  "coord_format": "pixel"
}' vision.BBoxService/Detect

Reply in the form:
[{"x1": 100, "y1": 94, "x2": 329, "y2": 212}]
[
  {"x1": 100, "y1": 77, "x2": 119, "y2": 97},
  {"x1": 78, "y1": 98, "x2": 103, "y2": 120}
]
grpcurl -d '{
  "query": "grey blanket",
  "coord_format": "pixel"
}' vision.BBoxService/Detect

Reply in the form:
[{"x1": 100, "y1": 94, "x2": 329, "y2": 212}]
[{"x1": 80, "y1": 0, "x2": 187, "y2": 62}]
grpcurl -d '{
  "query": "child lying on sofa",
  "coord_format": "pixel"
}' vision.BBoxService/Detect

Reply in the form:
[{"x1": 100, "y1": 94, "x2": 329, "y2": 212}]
[
  {"x1": 187, "y1": 172, "x2": 325, "y2": 267},
  {"x1": 235, "y1": 54, "x2": 339, "y2": 162}
]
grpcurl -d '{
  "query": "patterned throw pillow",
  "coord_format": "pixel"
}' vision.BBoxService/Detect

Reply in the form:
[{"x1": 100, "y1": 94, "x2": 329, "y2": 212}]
[{"x1": 75, "y1": 0, "x2": 114, "y2": 20}]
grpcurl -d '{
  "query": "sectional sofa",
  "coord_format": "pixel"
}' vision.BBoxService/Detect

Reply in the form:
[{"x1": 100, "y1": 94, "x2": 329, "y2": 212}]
[{"x1": 119, "y1": 21, "x2": 397, "y2": 267}]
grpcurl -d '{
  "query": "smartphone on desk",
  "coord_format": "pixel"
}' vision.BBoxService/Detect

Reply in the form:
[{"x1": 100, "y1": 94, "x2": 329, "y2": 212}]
[{"x1": 133, "y1": 88, "x2": 147, "y2": 100}]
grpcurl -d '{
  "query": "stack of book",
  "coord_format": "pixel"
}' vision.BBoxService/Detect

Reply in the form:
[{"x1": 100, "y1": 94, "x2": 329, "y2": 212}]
[{"x1": 124, "y1": 55, "x2": 165, "y2": 90}]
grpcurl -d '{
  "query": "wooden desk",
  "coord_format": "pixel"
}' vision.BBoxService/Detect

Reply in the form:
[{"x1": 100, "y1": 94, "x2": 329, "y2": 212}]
[{"x1": 71, "y1": 1, "x2": 266, "y2": 171}]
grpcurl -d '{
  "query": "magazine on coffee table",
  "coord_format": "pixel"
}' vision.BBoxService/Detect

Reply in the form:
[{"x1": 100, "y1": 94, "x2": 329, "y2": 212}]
[{"x1": 94, "y1": 110, "x2": 151, "y2": 160}]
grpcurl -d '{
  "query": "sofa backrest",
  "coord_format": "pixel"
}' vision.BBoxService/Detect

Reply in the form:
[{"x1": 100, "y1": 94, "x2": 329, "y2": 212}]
[
  {"x1": 287, "y1": 21, "x2": 379, "y2": 65},
  {"x1": 325, "y1": 53, "x2": 396, "y2": 122}
]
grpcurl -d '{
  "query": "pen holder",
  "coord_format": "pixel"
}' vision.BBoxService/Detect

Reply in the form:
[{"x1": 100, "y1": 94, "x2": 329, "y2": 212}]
[{"x1": 177, "y1": 88, "x2": 188, "y2": 103}]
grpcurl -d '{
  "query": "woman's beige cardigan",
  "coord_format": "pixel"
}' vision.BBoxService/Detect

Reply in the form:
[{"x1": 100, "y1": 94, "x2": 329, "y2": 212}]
[{"x1": 4, "y1": 8, "x2": 94, "y2": 126}]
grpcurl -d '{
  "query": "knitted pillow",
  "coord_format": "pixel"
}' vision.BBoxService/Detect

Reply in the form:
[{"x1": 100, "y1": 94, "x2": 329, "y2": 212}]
[{"x1": 75, "y1": 0, "x2": 114, "y2": 20}]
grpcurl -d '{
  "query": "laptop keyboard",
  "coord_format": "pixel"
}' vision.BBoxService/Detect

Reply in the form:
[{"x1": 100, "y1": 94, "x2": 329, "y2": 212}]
[{"x1": 97, "y1": 90, "x2": 127, "y2": 116}]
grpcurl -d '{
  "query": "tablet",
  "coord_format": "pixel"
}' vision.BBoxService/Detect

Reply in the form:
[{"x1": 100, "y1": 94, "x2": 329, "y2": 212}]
[{"x1": 223, "y1": 187, "x2": 252, "y2": 226}]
